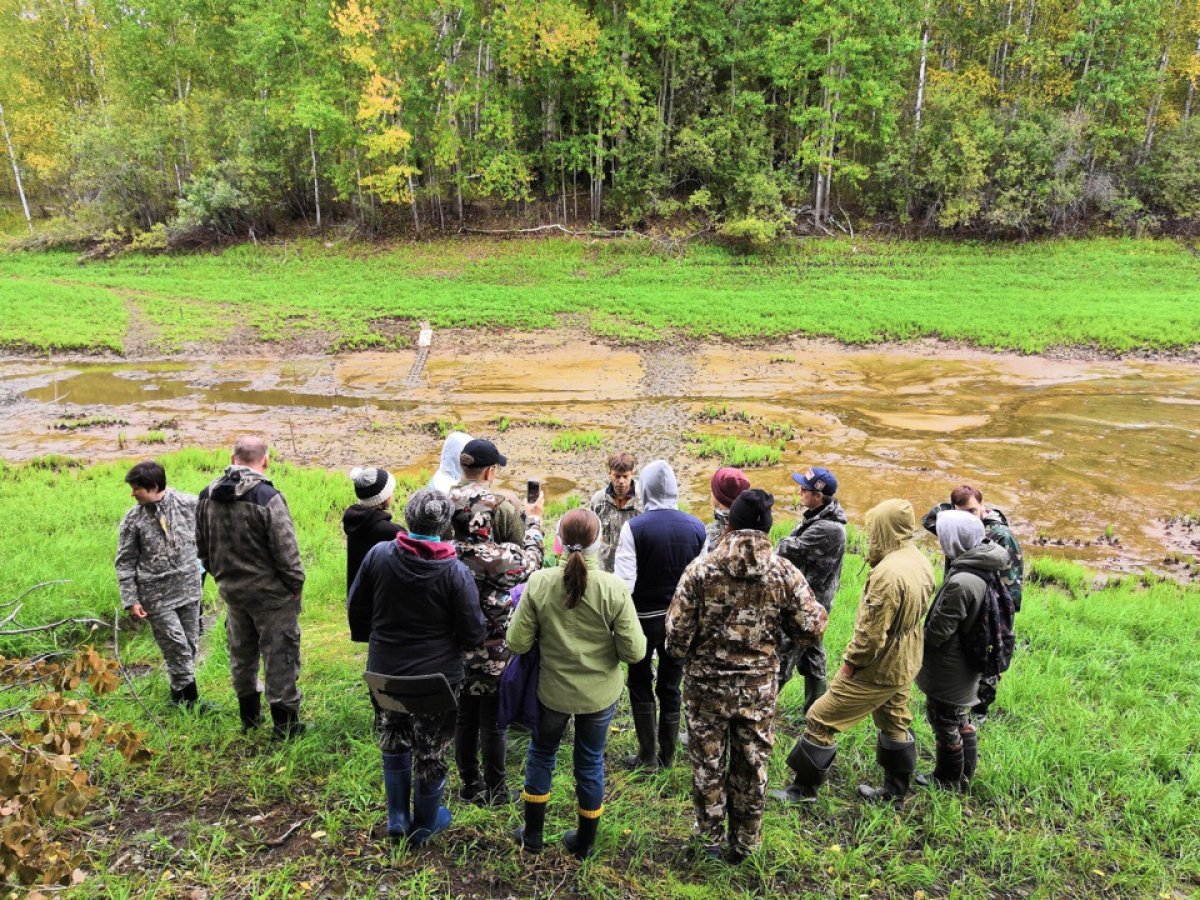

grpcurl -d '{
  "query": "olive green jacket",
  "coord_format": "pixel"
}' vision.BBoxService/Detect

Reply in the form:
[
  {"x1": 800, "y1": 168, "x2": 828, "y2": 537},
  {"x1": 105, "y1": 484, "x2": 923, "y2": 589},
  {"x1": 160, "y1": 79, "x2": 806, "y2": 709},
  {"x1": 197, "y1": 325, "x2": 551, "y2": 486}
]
[
  {"x1": 842, "y1": 499, "x2": 936, "y2": 686},
  {"x1": 506, "y1": 555, "x2": 647, "y2": 714}
]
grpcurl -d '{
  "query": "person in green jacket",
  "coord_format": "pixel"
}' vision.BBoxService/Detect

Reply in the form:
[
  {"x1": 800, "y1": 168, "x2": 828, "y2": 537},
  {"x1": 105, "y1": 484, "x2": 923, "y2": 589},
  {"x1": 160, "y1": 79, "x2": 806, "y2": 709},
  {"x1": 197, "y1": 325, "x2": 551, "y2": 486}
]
[{"x1": 507, "y1": 508, "x2": 647, "y2": 860}]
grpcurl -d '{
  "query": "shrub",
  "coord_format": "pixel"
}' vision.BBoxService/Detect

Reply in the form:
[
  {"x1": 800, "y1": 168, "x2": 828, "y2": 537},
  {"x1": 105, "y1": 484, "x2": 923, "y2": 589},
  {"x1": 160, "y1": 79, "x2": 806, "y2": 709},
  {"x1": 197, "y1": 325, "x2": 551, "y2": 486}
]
[{"x1": 717, "y1": 217, "x2": 780, "y2": 251}]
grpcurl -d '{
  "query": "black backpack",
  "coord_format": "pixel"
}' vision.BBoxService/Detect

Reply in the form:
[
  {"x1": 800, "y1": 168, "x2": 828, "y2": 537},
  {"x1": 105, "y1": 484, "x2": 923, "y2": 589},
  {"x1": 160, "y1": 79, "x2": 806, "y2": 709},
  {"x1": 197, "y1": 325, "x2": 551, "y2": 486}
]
[{"x1": 955, "y1": 568, "x2": 1016, "y2": 678}]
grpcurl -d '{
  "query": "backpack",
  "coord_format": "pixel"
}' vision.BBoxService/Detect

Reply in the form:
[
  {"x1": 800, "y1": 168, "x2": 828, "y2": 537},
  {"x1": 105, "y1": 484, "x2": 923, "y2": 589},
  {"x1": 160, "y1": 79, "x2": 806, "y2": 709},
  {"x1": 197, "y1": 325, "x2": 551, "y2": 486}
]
[{"x1": 956, "y1": 568, "x2": 1016, "y2": 678}]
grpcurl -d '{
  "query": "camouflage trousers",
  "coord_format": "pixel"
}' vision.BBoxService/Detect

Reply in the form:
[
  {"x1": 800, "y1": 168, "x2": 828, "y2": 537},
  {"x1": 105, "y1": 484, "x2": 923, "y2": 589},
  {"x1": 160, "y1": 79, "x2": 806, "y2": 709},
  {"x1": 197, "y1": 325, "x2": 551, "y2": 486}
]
[
  {"x1": 805, "y1": 672, "x2": 912, "y2": 746},
  {"x1": 147, "y1": 600, "x2": 200, "y2": 691},
  {"x1": 377, "y1": 704, "x2": 458, "y2": 783},
  {"x1": 683, "y1": 674, "x2": 777, "y2": 857},
  {"x1": 225, "y1": 600, "x2": 302, "y2": 711}
]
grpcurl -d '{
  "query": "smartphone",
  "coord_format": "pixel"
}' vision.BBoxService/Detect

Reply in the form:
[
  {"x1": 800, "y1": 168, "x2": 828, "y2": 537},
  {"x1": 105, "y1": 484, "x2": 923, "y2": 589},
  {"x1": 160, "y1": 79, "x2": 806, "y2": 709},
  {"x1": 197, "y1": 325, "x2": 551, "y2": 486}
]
[{"x1": 526, "y1": 480, "x2": 541, "y2": 503}]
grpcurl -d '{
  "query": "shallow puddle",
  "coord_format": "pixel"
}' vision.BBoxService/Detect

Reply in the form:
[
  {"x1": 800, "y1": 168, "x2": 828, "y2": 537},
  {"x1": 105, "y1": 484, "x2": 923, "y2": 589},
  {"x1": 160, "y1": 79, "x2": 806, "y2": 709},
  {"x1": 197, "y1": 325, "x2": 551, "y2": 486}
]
[{"x1": 1, "y1": 332, "x2": 1198, "y2": 573}]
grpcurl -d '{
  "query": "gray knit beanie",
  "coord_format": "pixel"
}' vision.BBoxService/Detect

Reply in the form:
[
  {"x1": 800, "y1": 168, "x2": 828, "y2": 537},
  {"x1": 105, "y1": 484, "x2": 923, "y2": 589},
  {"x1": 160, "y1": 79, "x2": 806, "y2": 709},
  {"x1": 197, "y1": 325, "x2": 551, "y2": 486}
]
[
  {"x1": 405, "y1": 488, "x2": 454, "y2": 536},
  {"x1": 349, "y1": 466, "x2": 396, "y2": 509}
]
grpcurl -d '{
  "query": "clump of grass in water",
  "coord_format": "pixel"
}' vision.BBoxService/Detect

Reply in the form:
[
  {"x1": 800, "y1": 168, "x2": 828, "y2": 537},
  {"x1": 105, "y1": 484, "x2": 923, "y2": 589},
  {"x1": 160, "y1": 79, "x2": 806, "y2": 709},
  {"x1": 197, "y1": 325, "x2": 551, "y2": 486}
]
[
  {"x1": 424, "y1": 418, "x2": 467, "y2": 439},
  {"x1": 138, "y1": 431, "x2": 167, "y2": 445},
  {"x1": 529, "y1": 416, "x2": 565, "y2": 430},
  {"x1": 52, "y1": 415, "x2": 128, "y2": 431},
  {"x1": 685, "y1": 434, "x2": 781, "y2": 467},
  {"x1": 696, "y1": 403, "x2": 751, "y2": 424},
  {"x1": 550, "y1": 430, "x2": 603, "y2": 452}
]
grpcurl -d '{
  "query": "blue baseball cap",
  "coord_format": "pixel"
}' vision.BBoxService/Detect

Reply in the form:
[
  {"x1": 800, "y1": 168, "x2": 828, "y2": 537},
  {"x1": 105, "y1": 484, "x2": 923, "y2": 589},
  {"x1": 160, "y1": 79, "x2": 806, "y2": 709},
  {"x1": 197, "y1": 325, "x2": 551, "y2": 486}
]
[{"x1": 791, "y1": 466, "x2": 838, "y2": 496}]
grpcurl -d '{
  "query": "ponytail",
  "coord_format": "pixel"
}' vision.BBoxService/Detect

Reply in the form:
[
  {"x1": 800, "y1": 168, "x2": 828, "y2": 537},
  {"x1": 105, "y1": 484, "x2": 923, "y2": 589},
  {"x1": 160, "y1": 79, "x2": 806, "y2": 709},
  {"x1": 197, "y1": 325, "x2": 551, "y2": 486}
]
[
  {"x1": 557, "y1": 507, "x2": 601, "y2": 610},
  {"x1": 563, "y1": 550, "x2": 588, "y2": 609}
]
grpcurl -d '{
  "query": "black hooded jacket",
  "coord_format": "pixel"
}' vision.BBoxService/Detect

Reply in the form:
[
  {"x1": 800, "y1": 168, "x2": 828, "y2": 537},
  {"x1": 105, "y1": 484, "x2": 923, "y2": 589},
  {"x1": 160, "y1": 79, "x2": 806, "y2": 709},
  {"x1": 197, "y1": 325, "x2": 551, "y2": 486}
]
[{"x1": 342, "y1": 504, "x2": 404, "y2": 593}]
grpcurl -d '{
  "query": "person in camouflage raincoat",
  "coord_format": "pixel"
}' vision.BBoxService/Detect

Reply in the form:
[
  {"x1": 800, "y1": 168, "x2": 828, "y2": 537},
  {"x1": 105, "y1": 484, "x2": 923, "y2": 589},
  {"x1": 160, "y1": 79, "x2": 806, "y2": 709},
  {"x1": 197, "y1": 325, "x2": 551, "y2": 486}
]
[
  {"x1": 775, "y1": 466, "x2": 847, "y2": 713},
  {"x1": 665, "y1": 489, "x2": 828, "y2": 863},
  {"x1": 922, "y1": 484, "x2": 1024, "y2": 720},
  {"x1": 115, "y1": 460, "x2": 204, "y2": 707},
  {"x1": 448, "y1": 439, "x2": 545, "y2": 805}
]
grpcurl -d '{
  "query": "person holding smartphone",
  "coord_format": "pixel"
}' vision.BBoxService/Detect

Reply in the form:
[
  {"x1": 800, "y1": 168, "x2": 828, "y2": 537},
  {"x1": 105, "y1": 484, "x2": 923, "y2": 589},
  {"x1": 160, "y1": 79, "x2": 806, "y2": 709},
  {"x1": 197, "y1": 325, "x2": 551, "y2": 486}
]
[{"x1": 449, "y1": 439, "x2": 545, "y2": 805}]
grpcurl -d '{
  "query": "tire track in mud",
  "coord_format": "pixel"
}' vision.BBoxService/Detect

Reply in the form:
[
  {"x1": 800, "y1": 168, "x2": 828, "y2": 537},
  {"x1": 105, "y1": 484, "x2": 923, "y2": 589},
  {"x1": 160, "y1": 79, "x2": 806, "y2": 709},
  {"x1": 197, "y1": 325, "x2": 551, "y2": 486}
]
[{"x1": 623, "y1": 345, "x2": 696, "y2": 462}]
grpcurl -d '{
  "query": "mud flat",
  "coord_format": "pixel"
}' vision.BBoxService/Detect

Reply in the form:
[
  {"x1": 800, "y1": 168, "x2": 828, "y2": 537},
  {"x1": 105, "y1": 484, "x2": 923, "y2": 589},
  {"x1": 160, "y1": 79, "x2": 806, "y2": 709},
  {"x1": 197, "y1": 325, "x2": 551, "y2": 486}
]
[{"x1": 2, "y1": 330, "x2": 1198, "y2": 573}]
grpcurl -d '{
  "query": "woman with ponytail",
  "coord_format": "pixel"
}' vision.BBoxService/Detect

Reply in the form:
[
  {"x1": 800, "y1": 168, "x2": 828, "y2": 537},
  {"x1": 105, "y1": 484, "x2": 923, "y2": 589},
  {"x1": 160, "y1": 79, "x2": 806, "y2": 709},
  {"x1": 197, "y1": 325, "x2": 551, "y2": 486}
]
[{"x1": 506, "y1": 508, "x2": 647, "y2": 860}]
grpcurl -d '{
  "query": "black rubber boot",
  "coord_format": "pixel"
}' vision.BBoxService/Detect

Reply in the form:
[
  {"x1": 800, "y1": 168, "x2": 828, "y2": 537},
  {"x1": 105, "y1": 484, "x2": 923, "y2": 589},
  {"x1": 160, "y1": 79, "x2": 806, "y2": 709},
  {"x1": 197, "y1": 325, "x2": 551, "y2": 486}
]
[
  {"x1": 769, "y1": 736, "x2": 837, "y2": 803},
  {"x1": 802, "y1": 675, "x2": 828, "y2": 716},
  {"x1": 170, "y1": 685, "x2": 185, "y2": 706},
  {"x1": 657, "y1": 708, "x2": 681, "y2": 769},
  {"x1": 562, "y1": 809, "x2": 601, "y2": 860},
  {"x1": 238, "y1": 692, "x2": 262, "y2": 733},
  {"x1": 513, "y1": 792, "x2": 548, "y2": 852},
  {"x1": 177, "y1": 681, "x2": 199, "y2": 709},
  {"x1": 916, "y1": 741, "x2": 965, "y2": 790},
  {"x1": 961, "y1": 728, "x2": 978, "y2": 785},
  {"x1": 269, "y1": 703, "x2": 306, "y2": 740},
  {"x1": 625, "y1": 702, "x2": 658, "y2": 771},
  {"x1": 857, "y1": 732, "x2": 916, "y2": 803}
]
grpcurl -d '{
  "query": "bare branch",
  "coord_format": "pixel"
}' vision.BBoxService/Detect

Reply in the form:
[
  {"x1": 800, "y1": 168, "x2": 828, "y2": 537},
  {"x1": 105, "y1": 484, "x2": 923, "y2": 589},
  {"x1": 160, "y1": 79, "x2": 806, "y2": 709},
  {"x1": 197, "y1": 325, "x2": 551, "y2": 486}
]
[
  {"x1": 0, "y1": 579, "x2": 71, "y2": 609},
  {"x1": 0, "y1": 616, "x2": 108, "y2": 636}
]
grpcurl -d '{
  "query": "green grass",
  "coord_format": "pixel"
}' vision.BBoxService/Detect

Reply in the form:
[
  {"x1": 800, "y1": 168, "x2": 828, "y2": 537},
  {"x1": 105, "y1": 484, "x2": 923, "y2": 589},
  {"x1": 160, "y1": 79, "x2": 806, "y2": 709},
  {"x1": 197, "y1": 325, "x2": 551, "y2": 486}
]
[
  {"x1": 1, "y1": 453, "x2": 1198, "y2": 896},
  {"x1": 685, "y1": 434, "x2": 783, "y2": 467},
  {"x1": 550, "y1": 430, "x2": 605, "y2": 452},
  {"x1": 137, "y1": 431, "x2": 167, "y2": 445},
  {"x1": 1, "y1": 237, "x2": 1199, "y2": 353}
]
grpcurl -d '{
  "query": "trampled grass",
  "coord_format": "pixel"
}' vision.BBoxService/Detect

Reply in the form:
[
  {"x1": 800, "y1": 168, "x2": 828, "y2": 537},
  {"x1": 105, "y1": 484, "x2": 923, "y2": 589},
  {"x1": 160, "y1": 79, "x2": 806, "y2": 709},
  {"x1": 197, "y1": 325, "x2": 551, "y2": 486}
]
[
  {"x1": 1, "y1": 452, "x2": 1198, "y2": 896},
  {"x1": 1, "y1": 237, "x2": 1199, "y2": 354}
]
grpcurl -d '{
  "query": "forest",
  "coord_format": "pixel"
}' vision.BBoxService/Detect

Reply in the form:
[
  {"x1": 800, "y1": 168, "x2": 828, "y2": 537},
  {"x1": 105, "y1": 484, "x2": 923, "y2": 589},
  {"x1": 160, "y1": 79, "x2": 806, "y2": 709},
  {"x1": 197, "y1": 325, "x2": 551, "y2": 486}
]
[{"x1": 1, "y1": 0, "x2": 1199, "y2": 246}]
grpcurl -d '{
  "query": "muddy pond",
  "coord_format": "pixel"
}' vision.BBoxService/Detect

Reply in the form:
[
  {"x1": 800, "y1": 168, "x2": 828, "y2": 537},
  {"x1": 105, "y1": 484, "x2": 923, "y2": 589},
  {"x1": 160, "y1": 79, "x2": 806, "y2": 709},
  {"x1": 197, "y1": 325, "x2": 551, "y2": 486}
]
[{"x1": 2, "y1": 330, "x2": 1198, "y2": 575}]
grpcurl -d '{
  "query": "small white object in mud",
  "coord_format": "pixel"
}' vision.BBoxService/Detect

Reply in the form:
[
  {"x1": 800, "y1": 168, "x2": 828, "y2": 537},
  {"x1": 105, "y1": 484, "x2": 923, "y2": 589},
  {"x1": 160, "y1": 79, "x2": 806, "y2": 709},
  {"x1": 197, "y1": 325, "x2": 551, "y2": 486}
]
[{"x1": 418, "y1": 323, "x2": 433, "y2": 347}]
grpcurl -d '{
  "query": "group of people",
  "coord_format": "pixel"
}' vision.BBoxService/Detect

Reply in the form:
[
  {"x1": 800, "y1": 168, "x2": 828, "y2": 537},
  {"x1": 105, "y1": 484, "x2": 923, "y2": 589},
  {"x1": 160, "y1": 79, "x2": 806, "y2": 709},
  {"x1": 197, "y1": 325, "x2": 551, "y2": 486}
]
[{"x1": 114, "y1": 430, "x2": 1024, "y2": 864}]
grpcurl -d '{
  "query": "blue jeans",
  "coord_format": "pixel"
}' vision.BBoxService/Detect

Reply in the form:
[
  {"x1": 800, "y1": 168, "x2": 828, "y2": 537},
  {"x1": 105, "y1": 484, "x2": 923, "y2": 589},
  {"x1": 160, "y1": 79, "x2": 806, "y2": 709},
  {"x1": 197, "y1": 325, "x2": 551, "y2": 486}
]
[{"x1": 523, "y1": 701, "x2": 617, "y2": 811}]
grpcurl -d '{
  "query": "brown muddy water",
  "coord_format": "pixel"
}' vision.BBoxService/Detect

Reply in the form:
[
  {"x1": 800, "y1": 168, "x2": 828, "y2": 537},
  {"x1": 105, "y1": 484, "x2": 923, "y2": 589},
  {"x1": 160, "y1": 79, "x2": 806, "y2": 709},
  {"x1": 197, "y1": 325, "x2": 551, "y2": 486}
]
[{"x1": 2, "y1": 331, "x2": 1198, "y2": 574}]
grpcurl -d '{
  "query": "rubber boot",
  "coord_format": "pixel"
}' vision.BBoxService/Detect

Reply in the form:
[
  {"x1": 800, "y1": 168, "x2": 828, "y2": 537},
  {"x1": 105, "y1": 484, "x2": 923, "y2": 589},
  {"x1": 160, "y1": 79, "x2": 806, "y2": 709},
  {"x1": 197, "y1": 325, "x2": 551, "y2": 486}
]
[
  {"x1": 857, "y1": 732, "x2": 917, "y2": 803},
  {"x1": 408, "y1": 777, "x2": 452, "y2": 847},
  {"x1": 562, "y1": 808, "x2": 601, "y2": 860},
  {"x1": 170, "y1": 685, "x2": 185, "y2": 706},
  {"x1": 916, "y1": 741, "x2": 965, "y2": 790},
  {"x1": 513, "y1": 791, "x2": 548, "y2": 852},
  {"x1": 382, "y1": 752, "x2": 412, "y2": 839},
  {"x1": 625, "y1": 703, "x2": 658, "y2": 771},
  {"x1": 178, "y1": 681, "x2": 198, "y2": 708},
  {"x1": 802, "y1": 675, "x2": 828, "y2": 716},
  {"x1": 269, "y1": 703, "x2": 307, "y2": 740},
  {"x1": 961, "y1": 728, "x2": 978, "y2": 785},
  {"x1": 769, "y1": 736, "x2": 837, "y2": 804},
  {"x1": 238, "y1": 692, "x2": 262, "y2": 733},
  {"x1": 657, "y1": 708, "x2": 681, "y2": 769}
]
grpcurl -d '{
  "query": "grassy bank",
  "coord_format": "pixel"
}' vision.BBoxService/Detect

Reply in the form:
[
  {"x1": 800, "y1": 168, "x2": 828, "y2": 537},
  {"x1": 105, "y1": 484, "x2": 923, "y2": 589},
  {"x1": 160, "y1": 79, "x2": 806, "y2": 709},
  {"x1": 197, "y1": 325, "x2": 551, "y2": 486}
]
[
  {"x1": 1, "y1": 452, "x2": 1198, "y2": 897},
  {"x1": 2, "y1": 237, "x2": 1199, "y2": 355}
]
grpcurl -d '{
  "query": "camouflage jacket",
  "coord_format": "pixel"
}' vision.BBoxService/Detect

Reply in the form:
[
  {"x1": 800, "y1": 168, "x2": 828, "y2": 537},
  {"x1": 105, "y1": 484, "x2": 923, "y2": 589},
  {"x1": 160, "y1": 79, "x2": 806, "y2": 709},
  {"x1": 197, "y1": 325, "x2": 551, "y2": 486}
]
[
  {"x1": 775, "y1": 498, "x2": 847, "y2": 611},
  {"x1": 115, "y1": 488, "x2": 203, "y2": 614},
  {"x1": 702, "y1": 509, "x2": 730, "y2": 555},
  {"x1": 922, "y1": 502, "x2": 1024, "y2": 610},
  {"x1": 588, "y1": 481, "x2": 641, "y2": 572},
  {"x1": 450, "y1": 482, "x2": 544, "y2": 693},
  {"x1": 665, "y1": 530, "x2": 828, "y2": 682}
]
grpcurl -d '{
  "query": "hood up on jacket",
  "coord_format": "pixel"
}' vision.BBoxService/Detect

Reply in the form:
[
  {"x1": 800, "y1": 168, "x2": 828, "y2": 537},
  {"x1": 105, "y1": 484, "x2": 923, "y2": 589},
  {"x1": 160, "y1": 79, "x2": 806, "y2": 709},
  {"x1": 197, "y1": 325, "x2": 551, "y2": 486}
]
[
  {"x1": 865, "y1": 498, "x2": 917, "y2": 567},
  {"x1": 640, "y1": 460, "x2": 679, "y2": 512},
  {"x1": 936, "y1": 510, "x2": 985, "y2": 560},
  {"x1": 210, "y1": 465, "x2": 269, "y2": 501},
  {"x1": 709, "y1": 529, "x2": 775, "y2": 579},
  {"x1": 949, "y1": 539, "x2": 1011, "y2": 574},
  {"x1": 430, "y1": 431, "x2": 473, "y2": 494}
]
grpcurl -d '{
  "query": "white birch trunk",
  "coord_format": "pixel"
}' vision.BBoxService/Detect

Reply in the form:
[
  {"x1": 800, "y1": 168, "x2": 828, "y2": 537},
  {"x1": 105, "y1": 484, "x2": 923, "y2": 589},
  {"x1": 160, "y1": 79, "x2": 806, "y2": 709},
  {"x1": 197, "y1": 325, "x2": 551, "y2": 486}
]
[{"x1": 0, "y1": 102, "x2": 33, "y2": 233}]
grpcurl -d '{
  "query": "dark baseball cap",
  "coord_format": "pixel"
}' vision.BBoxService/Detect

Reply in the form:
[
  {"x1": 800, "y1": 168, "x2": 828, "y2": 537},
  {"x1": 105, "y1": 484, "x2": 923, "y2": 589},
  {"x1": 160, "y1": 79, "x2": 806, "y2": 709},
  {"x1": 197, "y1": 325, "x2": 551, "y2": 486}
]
[
  {"x1": 791, "y1": 466, "x2": 838, "y2": 496},
  {"x1": 460, "y1": 438, "x2": 507, "y2": 469}
]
